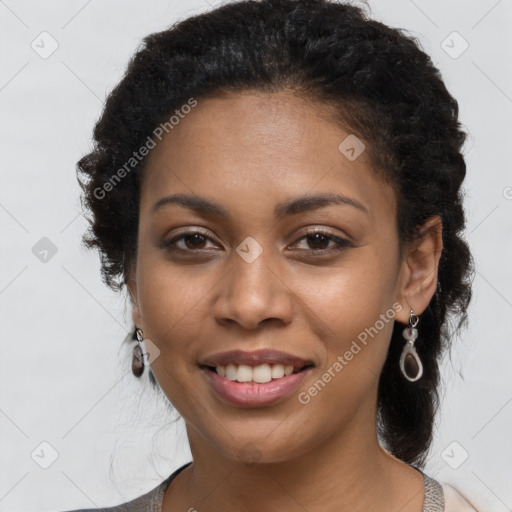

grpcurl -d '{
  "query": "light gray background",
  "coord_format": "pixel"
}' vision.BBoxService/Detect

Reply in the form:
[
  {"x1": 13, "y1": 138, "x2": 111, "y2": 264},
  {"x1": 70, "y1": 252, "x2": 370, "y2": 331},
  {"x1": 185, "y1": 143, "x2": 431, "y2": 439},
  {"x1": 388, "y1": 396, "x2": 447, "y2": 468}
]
[{"x1": 1, "y1": 1, "x2": 511, "y2": 511}]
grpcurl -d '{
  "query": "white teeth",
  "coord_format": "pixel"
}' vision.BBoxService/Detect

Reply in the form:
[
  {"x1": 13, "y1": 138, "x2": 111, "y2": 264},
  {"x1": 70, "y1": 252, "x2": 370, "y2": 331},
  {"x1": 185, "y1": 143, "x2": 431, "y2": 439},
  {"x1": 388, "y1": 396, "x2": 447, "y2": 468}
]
[
  {"x1": 236, "y1": 364, "x2": 254, "y2": 382},
  {"x1": 284, "y1": 365, "x2": 294, "y2": 376},
  {"x1": 225, "y1": 363, "x2": 238, "y2": 380},
  {"x1": 215, "y1": 363, "x2": 298, "y2": 382},
  {"x1": 252, "y1": 364, "x2": 272, "y2": 383},
  {"x1": 271, "y1": 364, "x2": 285, "y2": 379}
]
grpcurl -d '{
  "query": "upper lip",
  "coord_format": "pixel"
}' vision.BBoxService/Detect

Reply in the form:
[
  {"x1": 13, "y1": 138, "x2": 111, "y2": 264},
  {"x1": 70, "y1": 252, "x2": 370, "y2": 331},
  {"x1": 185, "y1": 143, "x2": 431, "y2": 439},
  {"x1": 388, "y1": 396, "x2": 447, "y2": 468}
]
[{"x1": 200, "y1": 349, "x2": 314, "y2": 369}]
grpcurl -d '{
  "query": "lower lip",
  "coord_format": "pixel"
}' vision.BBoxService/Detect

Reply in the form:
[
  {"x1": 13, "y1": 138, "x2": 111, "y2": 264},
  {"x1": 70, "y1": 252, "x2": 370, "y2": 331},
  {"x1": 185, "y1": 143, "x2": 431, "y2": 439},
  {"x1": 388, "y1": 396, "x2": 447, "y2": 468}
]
[{"x1": 201, "y1": 366, "x2": 313, "y2": 407}]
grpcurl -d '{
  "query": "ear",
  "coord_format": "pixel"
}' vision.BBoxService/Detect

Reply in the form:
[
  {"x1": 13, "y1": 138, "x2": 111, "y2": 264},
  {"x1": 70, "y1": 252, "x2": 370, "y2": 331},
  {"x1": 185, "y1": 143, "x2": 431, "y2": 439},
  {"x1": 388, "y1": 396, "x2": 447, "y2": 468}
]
[
  {"x1": 395, "y1": 215, "x2": 443, "y2": 325},
  {"x1": 126, "y1": 261, "x2": 142, "y2": 328}
]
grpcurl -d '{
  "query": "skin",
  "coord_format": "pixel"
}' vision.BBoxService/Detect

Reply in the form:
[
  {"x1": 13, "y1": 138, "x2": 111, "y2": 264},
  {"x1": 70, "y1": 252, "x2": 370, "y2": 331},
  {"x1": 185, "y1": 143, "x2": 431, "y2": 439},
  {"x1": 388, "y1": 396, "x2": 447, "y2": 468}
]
[{"x1": 127, "y1": 90, "x2": 443, "y2": 512}]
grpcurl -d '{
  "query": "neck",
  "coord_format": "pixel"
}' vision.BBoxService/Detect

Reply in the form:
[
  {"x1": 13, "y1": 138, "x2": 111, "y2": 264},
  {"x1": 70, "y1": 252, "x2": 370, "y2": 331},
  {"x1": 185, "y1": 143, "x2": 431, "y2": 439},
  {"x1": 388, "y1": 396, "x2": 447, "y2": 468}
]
[{"x1": 163, "y1": 411, "x2": 425, "y2": 512}]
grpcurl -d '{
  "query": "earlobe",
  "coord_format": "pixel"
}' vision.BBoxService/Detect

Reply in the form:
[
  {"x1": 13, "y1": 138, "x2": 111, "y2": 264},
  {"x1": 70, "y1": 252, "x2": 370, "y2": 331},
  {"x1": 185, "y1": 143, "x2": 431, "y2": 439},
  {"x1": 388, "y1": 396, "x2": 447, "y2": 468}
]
[
  {"x1": 126, "y1": 269, "x2": 142, "y2": 327},
  {"x1": 131, "y1": 302, "x2": 142, "y2": 328},
  {"x1": 130, "y1": 292, "x2": 142, "y2": 328},
  {"x1": 395, "y1": 215, "x2": 443, "y2": 324}
]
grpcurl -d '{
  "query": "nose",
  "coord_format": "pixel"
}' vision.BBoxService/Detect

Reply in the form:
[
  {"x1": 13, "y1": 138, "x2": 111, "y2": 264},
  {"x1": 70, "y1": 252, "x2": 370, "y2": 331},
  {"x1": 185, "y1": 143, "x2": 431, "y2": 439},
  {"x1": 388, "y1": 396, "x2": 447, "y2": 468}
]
[{"x1": 213, "y1": 247, "x2": 294, "y2": 330}]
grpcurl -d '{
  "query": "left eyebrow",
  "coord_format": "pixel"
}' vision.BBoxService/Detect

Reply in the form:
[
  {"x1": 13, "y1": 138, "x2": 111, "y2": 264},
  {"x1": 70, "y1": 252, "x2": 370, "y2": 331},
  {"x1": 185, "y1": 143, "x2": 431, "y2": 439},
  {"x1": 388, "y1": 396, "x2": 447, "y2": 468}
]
[
  {"x1": 273, "y1": 192, "x2": 369, "y2": 220},
  {"x1": 150, "y1": 192, "x2": 369, "y2": 219}
]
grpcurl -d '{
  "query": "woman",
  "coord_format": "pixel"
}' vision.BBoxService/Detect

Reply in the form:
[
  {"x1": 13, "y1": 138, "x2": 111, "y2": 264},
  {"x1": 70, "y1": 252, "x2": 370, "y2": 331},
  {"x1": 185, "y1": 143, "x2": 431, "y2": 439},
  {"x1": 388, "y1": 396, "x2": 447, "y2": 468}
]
[{"x1": 66, "y1": 0, "x2": 478, "y2": 510}]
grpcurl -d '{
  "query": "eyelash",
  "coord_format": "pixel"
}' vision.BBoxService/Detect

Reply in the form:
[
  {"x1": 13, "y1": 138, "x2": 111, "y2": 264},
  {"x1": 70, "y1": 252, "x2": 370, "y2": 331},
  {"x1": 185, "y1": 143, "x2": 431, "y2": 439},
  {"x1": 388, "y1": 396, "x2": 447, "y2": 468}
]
[{"x1": 162, "y1": 229, "x2": 352, "y2": 255}]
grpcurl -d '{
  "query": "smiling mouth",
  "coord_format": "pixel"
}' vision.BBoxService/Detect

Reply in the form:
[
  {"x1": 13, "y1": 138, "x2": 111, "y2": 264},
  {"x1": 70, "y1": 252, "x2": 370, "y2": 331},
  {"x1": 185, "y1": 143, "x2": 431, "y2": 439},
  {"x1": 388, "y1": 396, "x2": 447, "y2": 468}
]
[{"x1": 201, "y1": 362, "x2": 314, "y2": 383}]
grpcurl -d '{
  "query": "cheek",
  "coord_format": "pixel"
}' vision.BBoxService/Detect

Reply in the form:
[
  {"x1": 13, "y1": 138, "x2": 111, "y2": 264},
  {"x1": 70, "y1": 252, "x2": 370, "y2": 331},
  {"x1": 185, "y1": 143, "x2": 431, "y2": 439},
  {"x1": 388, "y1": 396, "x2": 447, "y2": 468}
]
[
  {"x1": 135, "y1": 258, "x2": 208, "y2": 353},
  {"x1": 137, "y1": 238, "x2": 215, "y2": 315},
  {"x1": 287, "y1": 251, "x2": 397, "y2": 366},
  {"x1": 293, "y1": 248, "x2": 395, "y2": 317},
  {"x1": 297, "y1": 277, "x2": 396, "y2": 410}
]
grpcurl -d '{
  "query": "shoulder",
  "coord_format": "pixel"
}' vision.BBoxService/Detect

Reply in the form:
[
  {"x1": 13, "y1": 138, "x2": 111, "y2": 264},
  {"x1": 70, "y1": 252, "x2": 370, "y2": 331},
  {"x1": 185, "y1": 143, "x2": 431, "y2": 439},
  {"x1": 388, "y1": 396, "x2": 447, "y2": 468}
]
[
  {"x1": 421, "y1": 470, "x2": 481, "y2": 512},
  {"x1": 59, "y1": 478, "x2": 166, "y2": 512},
  {"x1": 441, "y1": 482, "x2": 480, "y2": 512},
  {"x1": 60, "y1": 461, "x2": 192, "y2": 512}
]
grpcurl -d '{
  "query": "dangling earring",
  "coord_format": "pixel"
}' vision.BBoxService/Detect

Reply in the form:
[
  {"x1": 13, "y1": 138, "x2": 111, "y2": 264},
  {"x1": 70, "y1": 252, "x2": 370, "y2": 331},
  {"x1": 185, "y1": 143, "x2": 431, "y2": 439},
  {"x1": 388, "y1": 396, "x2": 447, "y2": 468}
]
[
  {"x1": 399, "y1": 309, "x2": 423, "y2": 382},
  {"x1": 132, "y1": 327, "x2": 145, "y2": 377}
]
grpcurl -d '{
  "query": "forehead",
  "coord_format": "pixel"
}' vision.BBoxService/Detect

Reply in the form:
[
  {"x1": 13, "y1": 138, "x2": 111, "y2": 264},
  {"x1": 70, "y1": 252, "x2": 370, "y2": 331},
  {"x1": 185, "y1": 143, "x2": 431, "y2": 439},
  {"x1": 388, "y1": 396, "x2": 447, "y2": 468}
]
[{"x1": 140, "y1": 90, "x2": 396, "y2": 222}]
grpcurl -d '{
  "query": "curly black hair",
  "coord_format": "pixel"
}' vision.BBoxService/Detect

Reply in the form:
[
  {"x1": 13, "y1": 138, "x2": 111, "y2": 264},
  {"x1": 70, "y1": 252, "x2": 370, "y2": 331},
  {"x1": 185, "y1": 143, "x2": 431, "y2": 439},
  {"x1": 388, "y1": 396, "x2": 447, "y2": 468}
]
[{"x1": 77, "y1": 0, "x2": 474, "y2": 468}]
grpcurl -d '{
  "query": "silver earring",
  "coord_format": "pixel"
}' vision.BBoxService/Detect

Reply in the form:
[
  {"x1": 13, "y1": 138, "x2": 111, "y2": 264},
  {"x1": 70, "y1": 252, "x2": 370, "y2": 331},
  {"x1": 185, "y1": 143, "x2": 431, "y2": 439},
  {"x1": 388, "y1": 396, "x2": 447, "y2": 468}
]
[
  {"x1": 132, "y1": 327, "x2": 145, "y2": 377},
  {"x1": 399, "y1": 309, "x2": 423, "y2": 382}
]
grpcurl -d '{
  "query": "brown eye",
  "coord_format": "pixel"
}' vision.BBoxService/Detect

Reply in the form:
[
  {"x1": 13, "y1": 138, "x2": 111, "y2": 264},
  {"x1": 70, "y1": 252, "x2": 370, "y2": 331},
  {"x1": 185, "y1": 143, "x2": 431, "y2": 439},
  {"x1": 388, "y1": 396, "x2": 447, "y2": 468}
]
[
  {"x1": 293, "y1": 230, "x2": 352, "y2": 253},
  {"x1": 181, "y1": 233, "x2": 208, "y2": 249},
  {"x1": 304, "y1": 233, "x2": 331, "y2": 250},
  {"x1": 163, "y1": 231, "x2": 218, "y2": 252}
]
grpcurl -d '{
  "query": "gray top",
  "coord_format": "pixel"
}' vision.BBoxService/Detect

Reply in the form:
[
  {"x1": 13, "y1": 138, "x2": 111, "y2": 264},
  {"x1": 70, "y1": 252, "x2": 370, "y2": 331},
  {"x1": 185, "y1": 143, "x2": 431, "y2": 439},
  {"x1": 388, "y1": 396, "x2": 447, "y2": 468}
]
[{"x1": 63, "y1": 462, "x2": 445, "y2": 511}]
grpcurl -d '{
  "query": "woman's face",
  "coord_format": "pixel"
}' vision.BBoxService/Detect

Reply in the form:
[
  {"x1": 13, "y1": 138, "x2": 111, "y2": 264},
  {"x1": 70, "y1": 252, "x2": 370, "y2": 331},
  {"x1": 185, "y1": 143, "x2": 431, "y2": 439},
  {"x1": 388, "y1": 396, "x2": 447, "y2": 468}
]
[{"x1": 128, "y1": 90, "x2": 412, "y2": 463}]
